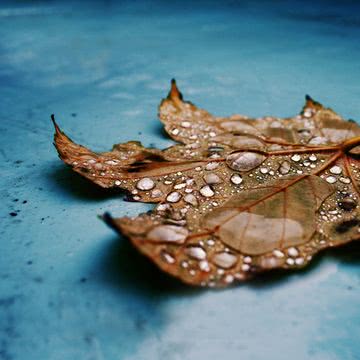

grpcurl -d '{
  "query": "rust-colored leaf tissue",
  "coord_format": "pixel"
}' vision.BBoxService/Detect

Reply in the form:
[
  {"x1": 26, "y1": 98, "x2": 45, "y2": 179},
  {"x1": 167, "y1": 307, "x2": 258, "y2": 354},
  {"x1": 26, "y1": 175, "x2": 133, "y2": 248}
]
[{"x1": 53, "y1": 80, "x2": 360, "y2": 287}]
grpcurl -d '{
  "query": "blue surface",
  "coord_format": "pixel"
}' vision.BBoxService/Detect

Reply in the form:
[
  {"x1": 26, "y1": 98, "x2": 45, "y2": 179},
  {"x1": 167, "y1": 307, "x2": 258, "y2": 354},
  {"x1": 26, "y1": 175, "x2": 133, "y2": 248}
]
[{"x1": 1, "y1": 1, "x2": 360, "y2": 359}]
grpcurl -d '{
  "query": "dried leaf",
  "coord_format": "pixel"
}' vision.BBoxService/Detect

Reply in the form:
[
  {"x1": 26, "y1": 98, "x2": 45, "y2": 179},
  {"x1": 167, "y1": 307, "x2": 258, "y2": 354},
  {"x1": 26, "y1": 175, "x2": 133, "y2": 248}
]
[{"x1": 52, "y1": 80, "x2": 360, "y2": 287}]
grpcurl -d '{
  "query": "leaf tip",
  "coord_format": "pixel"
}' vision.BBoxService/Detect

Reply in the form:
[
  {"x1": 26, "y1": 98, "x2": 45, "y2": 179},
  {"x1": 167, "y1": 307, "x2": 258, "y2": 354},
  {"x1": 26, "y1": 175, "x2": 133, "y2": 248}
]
[
  {"x1": 168, "y1": 78, "x2": 183, "y2": 101},
  {"x1": 101, "y1": 212, "x2": 117, "y2": 230},
  {"x1": 304, "y1": 94, "x2": 323, "y2": 110},
  {"x1": 51, "y1": 114, "x2": 60, "y2": 133}
]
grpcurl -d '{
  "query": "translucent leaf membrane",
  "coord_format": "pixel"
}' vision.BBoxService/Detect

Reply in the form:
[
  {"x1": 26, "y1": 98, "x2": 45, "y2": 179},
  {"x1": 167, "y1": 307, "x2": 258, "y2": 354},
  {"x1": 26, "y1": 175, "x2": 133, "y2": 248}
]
[{"x1": 53, "y1": 80, "x2": 360, "y2": 287}]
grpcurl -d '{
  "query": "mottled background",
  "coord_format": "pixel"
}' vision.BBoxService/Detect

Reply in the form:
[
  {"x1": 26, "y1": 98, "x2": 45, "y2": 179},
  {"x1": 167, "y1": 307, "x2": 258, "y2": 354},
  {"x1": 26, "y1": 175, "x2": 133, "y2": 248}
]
[{"x1": 1, "y1": 1, "x2": 360, "y2": 359}]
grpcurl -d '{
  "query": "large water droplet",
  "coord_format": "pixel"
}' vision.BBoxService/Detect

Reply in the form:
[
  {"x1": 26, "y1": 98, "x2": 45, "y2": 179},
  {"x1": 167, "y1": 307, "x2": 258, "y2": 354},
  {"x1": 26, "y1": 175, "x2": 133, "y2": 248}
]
[
  {"x1": 200, "y1": 185, "x2": 215, "y2": 197},
  {"x1": 136, "y1": 178, "x2": 155, "y2": 191},
  {"x1": 226, "y1": 152, "x2": 266, "y2": 172},
  {"x1": 329, "y1": 165, "x2": 342, "y2": 175},
  {"x1": 185, "y1": 246, "x2": 207, "y2": 260},
  {"x1": 147, "y1": 225, "x2": 188, "y2": 244},
  {"x1": 291, "y1": 154, "x2": 301, "y2": 162},
  {"x1": 166, "y1": 191, "x2": 182, "y2": 203},
  {"x1": 212, "y1": 252, "x2": 238, "y2": 269},
  {"x1": 326, "y1": 176, "x2": 336, "y2": 184}
]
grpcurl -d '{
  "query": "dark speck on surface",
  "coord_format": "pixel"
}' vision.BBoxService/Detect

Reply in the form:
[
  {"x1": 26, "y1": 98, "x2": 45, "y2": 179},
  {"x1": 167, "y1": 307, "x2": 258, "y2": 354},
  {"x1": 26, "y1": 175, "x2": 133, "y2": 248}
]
[
  {"x1": 33, "y1": 276, "x2": 43, "y2": 283},
  {"x1": 9, "y1": 213, "x2": 17, "y2": 217}
]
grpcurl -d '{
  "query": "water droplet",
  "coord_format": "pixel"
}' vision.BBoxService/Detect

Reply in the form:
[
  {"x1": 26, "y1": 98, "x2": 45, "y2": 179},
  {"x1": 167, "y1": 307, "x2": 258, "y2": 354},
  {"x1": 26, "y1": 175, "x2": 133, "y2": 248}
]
[
  {"x1": 326, "y1": 176, "x2": 337, "y2": 184},
  {"x1": 161, "y1": 251, "x2": 175, "y2": 264},
  {"x1": 303, "y1": 109, "x2": 312, "y2": 118},
  {"x1": 243, "y1": 256, "x2": 252, "y2": 264},
  {"x1": 166, "y1": 192, "x2": 182, "y2": 203},
  {"x1": 329, "y1": 166, "x2": 342, "y2": 175},
  {"x1": 174, "y1": 183, "x2": 186, "y2": 190},
  {"x1": 171, "y1": 128, "x2": 179, "y2": 135},
  {"x1": 226, "y1": 152, "x2": 266, "y2": 172},
  {"x1": 114, "y1": 180, "x2": 121, "y2": 186},
  {"x1": 295, "y1": 257, "x2": 304, "y2": 266},
  {"x1": 136, "y1": 178, "x2": 155, "y2": 191},
  {"x1": 291, "y1": 154, "x2": 301, "y2": 162},
  {"x1": 200, "y1": 185, "x2": 214, "y2": 197},
  {"x1": 184, "y1": 194, "x2": 198, "y2": 206},
  {"x1": 199, "y1": 260, "x2": 210, "y2": 272},
  {"x1": 278, "y1": 161, "x2": 291, "y2": 175},
  {"x1": 260, "y1": 256, "x2": 283, "y2": 269},
  {"x1": 212, "y1": 252, "x2": 238, "y2": 269},
  {"x1": 181, "y1": 121, "x2": 191, "y2": 128},
  {"x1": 287, "y1": 247, "x2": 299, "y2": 257},
  {"x1": 339, "y1": 177, "x2": 351, "y2": 184},
  {"x1": 156, "y1": 203, "x2": 171, "y2": 212},
  {"x1": 286, "y1": 258, "x2": 295, "y2": 266},
  {"x1": 224, "y1": 274, "x2": 234, "y2": 283},
  {"x1": 273, "y1": 249, "x2": 284, "y2": 258},
  {"x1": 204, "y1": 173, "x2": 222, "y2": 184},
  {"x1": 241, "y1": 264, "x2": 250, "y2": 271},
  {"x1": 151, "y1": 189, "x2": 163, "y2": 198},
  {"x1": 105, "y1": 160, "x2": 118, "y2": 165},
  {"x1": 186, "y1": 246, "x2": 207, "y2": 260},
  {"x1": 205, "y1": 162, "x2": 219, "y2": 170},
  {"x1": 181, "y1": 260, "x2": 189, "y2": 268},
  {"x1": 309, "y1": 154, "x2": 317, "y2": 162},
  {"x1": 230, "y1": 173, "x2": 243, "y2": 185},
  {"x1": 207, "y1": 239, "x2": 215, "y2": 246},
  {"x1": 260, "y1": 167, "x2": 269, "y2": 174},
  {"x1": 208, "y1": 146, "x2": 224, "y2": 153},
  {"x1": 309, "y1": 136, "x2": 327, "y2": 145},
  {"x1": 147, "y1": 225, "x2": 188, "y2": 244},
  {"x1": 338, "y1": 197, "x2": 357, "y2": 211}
]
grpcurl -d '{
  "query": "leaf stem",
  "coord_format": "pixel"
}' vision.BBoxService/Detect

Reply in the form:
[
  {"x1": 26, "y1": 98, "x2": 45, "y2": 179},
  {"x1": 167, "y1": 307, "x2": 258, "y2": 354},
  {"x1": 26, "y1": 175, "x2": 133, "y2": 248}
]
[{"x1": 342, "y1": 136, "x2": 360, "y2": 152}]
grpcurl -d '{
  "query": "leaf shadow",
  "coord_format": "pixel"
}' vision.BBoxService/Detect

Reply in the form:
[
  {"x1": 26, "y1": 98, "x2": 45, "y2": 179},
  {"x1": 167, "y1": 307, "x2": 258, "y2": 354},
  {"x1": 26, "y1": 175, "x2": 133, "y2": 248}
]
[
  {"x1": 49, "y1": 164, "x2": 123, "y2": 201},
  {"x1": 96, "y1": 234, "x2": 204, "y2": 298}
]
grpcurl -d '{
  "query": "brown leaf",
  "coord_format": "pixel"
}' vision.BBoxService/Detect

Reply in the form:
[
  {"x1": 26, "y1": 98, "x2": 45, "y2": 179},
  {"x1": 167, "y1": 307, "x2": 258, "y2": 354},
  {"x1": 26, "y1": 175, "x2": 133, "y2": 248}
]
[{"x1": 52, "y1": 80, "x2": 360, "y2": 287}]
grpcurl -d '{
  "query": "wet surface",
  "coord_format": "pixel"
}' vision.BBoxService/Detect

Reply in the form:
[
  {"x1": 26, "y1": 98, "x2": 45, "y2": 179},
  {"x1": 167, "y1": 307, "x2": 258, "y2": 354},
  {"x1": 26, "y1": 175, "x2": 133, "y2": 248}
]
[{"x1": 0, "y1": 1, "x2": 360, "y2": 359}]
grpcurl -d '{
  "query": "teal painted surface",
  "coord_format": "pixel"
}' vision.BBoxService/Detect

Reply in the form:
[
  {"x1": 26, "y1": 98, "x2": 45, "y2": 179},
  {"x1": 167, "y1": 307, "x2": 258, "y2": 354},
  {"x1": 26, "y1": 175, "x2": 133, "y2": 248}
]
[{"x1": 1, "y1": 1, "x2": 360, "y2": 359}]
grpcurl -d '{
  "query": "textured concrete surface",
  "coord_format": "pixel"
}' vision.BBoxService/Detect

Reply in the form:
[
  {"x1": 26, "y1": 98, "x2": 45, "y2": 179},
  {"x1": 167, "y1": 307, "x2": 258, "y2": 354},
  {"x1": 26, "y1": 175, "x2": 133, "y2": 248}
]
[{"x1": 1, "y1": 1, "x2": 360, "y2": 359}]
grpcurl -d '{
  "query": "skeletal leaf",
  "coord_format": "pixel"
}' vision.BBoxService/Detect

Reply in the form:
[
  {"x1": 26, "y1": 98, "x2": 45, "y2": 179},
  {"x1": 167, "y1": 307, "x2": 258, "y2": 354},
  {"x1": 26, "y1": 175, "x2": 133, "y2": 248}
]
[{"x1": 53, "y1": 80, "x2": 360, "y2": 287}]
